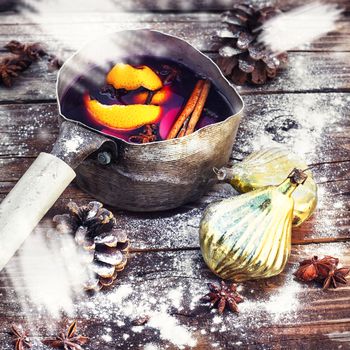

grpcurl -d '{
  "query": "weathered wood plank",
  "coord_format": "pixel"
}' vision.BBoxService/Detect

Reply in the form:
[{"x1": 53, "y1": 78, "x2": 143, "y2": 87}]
[
  {"x1": 234, "y1": 51, "x2": 350, "y2": 94},
  {"x1": 0, "y1": 14, "x2": 349, "y2": 100},
  {"x1": 0, "y1": 12, "x2": 349, "y2": 54},
  {"x1": 1, "y1": 93, "x2": 349, "y2": 162},
  {"x1": 115, "y1": 0, "x2": 350, "y2": 12},
  {"x1": 235, "y1": 93, "x2": 350, "y2": 163},
  {"x1": 0, "y1": 2, "x2": 349, "y2": 348},
  {"x1": 0, "y1": 242, "x2": 349, "y2": 349},
  {"x1": 0, "y1": 91, "x2": 348, "y2": 245},
  {"x1": 0, "y1": 169, "x2": 348, "y2": 248},
  {"x1": 0, "y1": 12, "x2": 219, "y2": 24},
  {"x1": 5, "y1": 0, "x2": 350, "y2": 13},
  {"x1": 0, "y1": 51, "x2": 349, "y2": 102},
  {"x1": 0, "y1": 15, "x2": 219, "y2": 52},
  {"x1": 1, "y1": 12, "x2": 348, "y2": 52}
]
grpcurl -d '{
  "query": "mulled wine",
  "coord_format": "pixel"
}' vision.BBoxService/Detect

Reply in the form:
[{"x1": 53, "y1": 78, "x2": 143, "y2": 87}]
[{"x1": 61, "y1": 56, "x2": 234, "y2": 143}]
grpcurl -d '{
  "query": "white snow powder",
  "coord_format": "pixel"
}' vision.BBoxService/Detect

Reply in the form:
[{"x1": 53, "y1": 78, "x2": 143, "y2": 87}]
[
  {"x1": 260, "y1": 2, "x2": 342, "y2": 52},
  {"x1": 148, "y1": 311, "x2": 197, "y2": 348}
]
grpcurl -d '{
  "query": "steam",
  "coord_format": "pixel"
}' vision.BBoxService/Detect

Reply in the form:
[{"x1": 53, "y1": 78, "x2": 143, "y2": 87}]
[
  {"x1": 4, "y1": 221, "x2": 88, "y2": 323},
  {"x1": 259, "y1": 2, "x2": 342, "y2": 53}
]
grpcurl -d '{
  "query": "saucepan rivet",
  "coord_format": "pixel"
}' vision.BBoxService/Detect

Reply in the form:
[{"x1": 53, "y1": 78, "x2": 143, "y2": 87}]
[{"x1": 97, "y1": 151, "x2": 112, "y2": 165}]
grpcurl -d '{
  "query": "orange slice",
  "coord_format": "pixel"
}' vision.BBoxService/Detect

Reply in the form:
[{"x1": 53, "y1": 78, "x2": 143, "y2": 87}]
[
  {"x1": 84, "y1": 95, "x2": 161, "y2": 130},
  {"x1": 106, "y1": 63, "x2": 163, "y2": 91}
]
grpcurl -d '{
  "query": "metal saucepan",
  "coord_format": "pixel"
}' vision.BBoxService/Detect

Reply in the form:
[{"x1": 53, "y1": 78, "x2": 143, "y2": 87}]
[{"x1": 0, "y1": 29, "x2": 244, "y2": 271}]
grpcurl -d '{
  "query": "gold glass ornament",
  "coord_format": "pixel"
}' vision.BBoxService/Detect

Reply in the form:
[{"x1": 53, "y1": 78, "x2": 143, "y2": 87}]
[
  {"x1": 216, "y1": 147, "x2": 317, "y2": 226},
  {"x1": 200, "y1": 169, "x2": 307, "y2": 281}
]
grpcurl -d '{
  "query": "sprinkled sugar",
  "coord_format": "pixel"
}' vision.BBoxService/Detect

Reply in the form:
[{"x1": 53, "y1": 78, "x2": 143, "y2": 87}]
[{"x1": 63, "y1": 135, "x2": 84, "y2": 154}]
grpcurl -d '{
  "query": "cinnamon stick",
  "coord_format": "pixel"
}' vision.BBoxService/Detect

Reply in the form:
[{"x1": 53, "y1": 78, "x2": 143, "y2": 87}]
[
  {"x1": 184, "y1": 80, "x2": 211, "y2": 136},
  {"x1": 177, "y1": 116, "x2": 190, "y2": 138},
  {"x1": 166, "y1": 80, "x2": 205, "y2": 140}
]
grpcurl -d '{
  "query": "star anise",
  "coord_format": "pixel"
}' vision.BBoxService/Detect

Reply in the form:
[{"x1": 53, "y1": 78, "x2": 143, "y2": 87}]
[
  {"x1": 201, "y1": 281, "x2": 244, "y2": 314},
  {"x1": 0, "y1": 40, "x2": 61, "y2": 87},
  {"x1": 131, "y1": 315, "x2": 150, "y2": 326},
  {"x1": 294, "y1": 255, "x2": 339, "y2": 282},
  {"x1": 5, "y1": 40, "x2": 47, "y2": 61},
  {"x1": 10, "y1": 324, "x2": 32, "y2": 350},
  {"x1": 42, "y1": 321, "x2": 89, "y2": 350},
  {"x1": 160, "y1": 64, "x2": 180, "y2": 85},
  {"x1": 322, "y1": 267, "x2": 350, "y2": 289},
  {"x1": 294, "y1": 255, "x2": 349, "y2": 289},
  {"x1": 0, "y1": 56, "x2": 30, "y2": 87},
  {"x1": 48, "y1": 54, "x2": 64, "y2": 71},
  {"x1": 129, "y1": 124, "x2": 158, "y2": 144}
]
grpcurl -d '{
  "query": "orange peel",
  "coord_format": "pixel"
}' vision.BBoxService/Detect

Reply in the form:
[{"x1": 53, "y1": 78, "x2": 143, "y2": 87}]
[
  {"x1": 134, "y1": 86, "x2": 171, "y2": 105},
  {"x1": 84, "y1": 94, "x2": 161, "y2": 130},
  {"x1": 106, "y1": 63, "x2": 163, "y2": 91}
]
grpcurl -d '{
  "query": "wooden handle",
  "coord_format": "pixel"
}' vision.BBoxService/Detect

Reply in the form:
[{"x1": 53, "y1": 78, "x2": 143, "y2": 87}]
[{"x1": 0, "y1": 153, "x2": 76, "y2": 271}]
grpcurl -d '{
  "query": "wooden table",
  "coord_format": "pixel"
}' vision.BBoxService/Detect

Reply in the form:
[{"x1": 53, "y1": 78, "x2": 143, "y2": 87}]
[{"x1": 0, "y1": 1, "x2": 349, "y2": 349}]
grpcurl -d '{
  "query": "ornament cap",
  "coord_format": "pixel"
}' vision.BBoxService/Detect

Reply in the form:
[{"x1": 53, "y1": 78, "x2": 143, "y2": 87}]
[
  {"x1": 214, "y1": 167, "x2": 235, "y2": 182},
  {"x1": 277, "y1": 168, "x2": 308, "y2": 197},
  {"x1": 288, "y1": 168, "x2": 308, "y2": 185}
]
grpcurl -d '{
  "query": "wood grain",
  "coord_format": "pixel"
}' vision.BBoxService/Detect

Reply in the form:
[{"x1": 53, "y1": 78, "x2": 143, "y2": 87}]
[
  {"x1": 0, "y1": 177, "x2": 347, "y2": 248},
  {"x1": 1, "y1": 51, "x2": 350, "y2": 103},
  {"x1": 7, "y1": 0, "x2": 347, "y2": 13},
  {"x1": 0, "y1": 2, "x2": 349, "y2": 349},
  {"x1": 0, "y1": 244, "x2": 349, "y2": 349},
  {"x1": 2, "y1": 0, "x2": 350, "y2": 13},
  {"x1": 0, "y1": 90, "x2": 348, "y2": 245},
  {"x1": 0, "y1": 13, "x2": 349, "y2": 54},
  {"x1": 1, "y1": 92, "x2": 349, "y2": 161},
  {"x1": 0, "y1": 13, "x2": 349, "y2": 102}
]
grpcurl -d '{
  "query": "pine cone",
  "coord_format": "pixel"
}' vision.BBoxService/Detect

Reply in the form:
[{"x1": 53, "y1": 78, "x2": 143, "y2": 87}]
[
  {"x1": 215, "y1": 3, "x2": 288, "y2": 85},
  {"x1": 53, "y1": 201, "x2": 129, "y2": 291}
]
